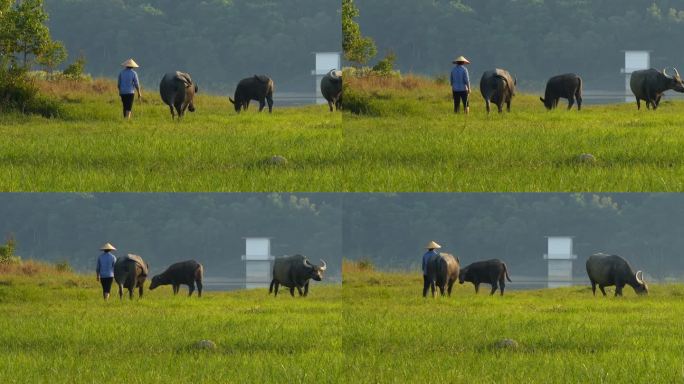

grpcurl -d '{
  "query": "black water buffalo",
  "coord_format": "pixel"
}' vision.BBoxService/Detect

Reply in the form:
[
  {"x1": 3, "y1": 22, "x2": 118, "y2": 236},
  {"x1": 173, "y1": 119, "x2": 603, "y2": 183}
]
[
  {"x1": 321, "y1": 69, "x2": 343, "y2": 112},
  {"x1": 540, "y1": 73, "x2": 583, "y2": 110},
  {"x1": 269, "y1": 255, "x2": 327, "y2": 297},
  {"x1": 229, "y1": 75, "x2": 274, "y2": 113},
  {"x1": 586, "y1": 253, "x2": 648, "y2": 297},
  {"x1": 423, "y1": 252, "x2": 460, "y2": 298},
  {"x1": 480, "y1": 68, "x2": 516, "y2": 113},
  {"x1": 630, "y1": 68, "x2": 684, "y2": 110},
  {"x1": 159, "y1": 71, "x2": 198, "y2": 119},
  {"x1": 114, "y1": 254, "x2": 149, "y2": 300},
  {"x1": 149, "y1": 260, "x2": 204, "y2": 297},
  {"x1": 459, "y1": 259, "x2": 511, "y2": 296}
]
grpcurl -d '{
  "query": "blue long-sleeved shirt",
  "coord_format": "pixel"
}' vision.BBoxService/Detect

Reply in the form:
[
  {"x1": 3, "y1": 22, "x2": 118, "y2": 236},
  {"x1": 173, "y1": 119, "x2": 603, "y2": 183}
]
[
  {"x1": 118, "y1": 68, "x2": 139, "y2": 95},
  {"x1": 422, "y1": 250, "x2": 440, "y2": 275},
  {"x1": 96, "y1": 252, "x2": 117, "y2": 278},
  {"x1": 450, "y1": 65, "x2": 470, "y2": 92}
]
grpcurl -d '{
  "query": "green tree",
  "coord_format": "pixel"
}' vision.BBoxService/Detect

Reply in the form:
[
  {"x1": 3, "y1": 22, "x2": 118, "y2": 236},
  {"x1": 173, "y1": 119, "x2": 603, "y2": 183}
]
[
  {"x1": 36, "y1": 39, "x2": 66, "y2": 76},
  {"x1": 342, "y1": 0, "x2": 376, "y2": 66},
  {"x1": 9, "y1": 0, "x2": 51, "y2": 68}
]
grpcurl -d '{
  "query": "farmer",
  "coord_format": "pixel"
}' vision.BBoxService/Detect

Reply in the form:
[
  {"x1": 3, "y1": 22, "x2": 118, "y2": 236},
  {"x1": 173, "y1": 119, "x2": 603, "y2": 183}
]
[
  {"x1": 96, "y1": 243, "x2": 117, "y2": 301},
  {"x1": 422, "y1": 241, "x2": 441, "y2": 293},
  {"x1": 450, "y1": 55, "x2": 471, "y2": 114},
  {"x1": 117, "y1": 58, "x2": 142, "y2": 119}
]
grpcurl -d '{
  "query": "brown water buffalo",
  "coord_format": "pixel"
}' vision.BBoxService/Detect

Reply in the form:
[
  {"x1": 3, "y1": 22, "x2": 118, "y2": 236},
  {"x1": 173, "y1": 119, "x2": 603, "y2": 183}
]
[
  {"x1": 630, "y1": 68, "x2": 684, "y2": 110},
  {"x1": 149, "y1": 260, "x2": 204, "y2": 297},
  {"x1": 229, "y1": 75, "x2": 274, "y2": 113},
  {"x1": 321, "y1": 70, "x2": 342, "y2": 112},
  {"x1": 423, "y1": 252, "x2": 460, "y2": 298},
  {"x1": 269, "y1": 254, "x2": 326, "y2": 297},
  {"x1": 540, "y1": 73, "x2": 583, "y2": 110},
  {"x1": 480, "y1": 68, "x2": 516, "y2": 113},
  {"x1": 159, "y1": 71, "x2": 198, "y2": 119},
  {"x1": 459, "y1": 259, "x2": 511, "y2": 296},
  {"x1": 114, "y1": 254, "x2": 149, "y2": 300},
  {"x1": 586, "y1": 253, "x2": 648, "y2": 297}
]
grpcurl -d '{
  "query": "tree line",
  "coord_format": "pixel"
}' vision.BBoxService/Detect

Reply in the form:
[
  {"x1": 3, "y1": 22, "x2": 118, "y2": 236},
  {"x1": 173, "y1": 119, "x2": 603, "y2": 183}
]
[{"x1": 354, "y1": 0, "x2": 684, "y2": 90}]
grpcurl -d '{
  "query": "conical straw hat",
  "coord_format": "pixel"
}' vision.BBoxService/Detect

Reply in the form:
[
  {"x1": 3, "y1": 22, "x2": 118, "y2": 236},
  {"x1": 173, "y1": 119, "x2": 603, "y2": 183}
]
[
  {"x1": 100, "y1": 243, "x2": 116, "y2": 251},
  {"x1": 425, "y1": 241, "x2": 442, "y2": 249},
  {"x1": 121, "y1": 58, "x2": 139, "y2": 68},
  {"x1": 452, "y1": 56, "x2": 470, "y2": 64}
]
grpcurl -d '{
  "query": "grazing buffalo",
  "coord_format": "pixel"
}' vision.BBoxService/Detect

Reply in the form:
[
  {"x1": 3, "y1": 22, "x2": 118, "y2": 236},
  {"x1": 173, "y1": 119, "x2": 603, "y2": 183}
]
[
  {"x1": 321, "y1": 69, "x2": 343, "y2": 112},
  {"x1": 480, "y1": 68, "x2": 516, "y2": 113},
  {"x1": 586, "y1": 253, "x2": 648, "y2": 297},
  {"x1": 540, "y1": 73, "x2": 583, "y2": 110},
  {"x1": 114, "y1": 254, "x2": 149, "y2": 300},
  {"x1": 459, "y1": 259, "x2": 511, "y2": 296},
  {"x1": 149, "y1": 260, "x2": 204, "y2": 297},
  {"x1": 423, "y1": 252, "x2": 460, "y2": 298},
  {"x1": 269, "y1": 255, "x2": 327, "y2": 297},
  {"x1": 630, "y1": 68, "x2": 684, "y2": 110},
  {"x1": 159, "y1": 71, "x2": 198, "y2": 119},
  {"x1": 229, "y1": 75, "x2": 274, "y2": 113}
]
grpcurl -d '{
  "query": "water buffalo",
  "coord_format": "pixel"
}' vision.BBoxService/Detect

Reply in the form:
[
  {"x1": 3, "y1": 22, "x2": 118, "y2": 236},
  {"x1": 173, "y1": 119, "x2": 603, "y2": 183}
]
[
  {"x1": 114, "y1": 254, "x2": 149, "y2": 300},
  {"x1": 159, "y1": 71, "x2": 198, "y2": 119},
  {"x1": 586, "y1": 253, "x2": 648, "y2": 297},
  {"x1": 229, "y1": 75, "x2": 274, "y2": 113},
  {"x1": 149, "y1": 260, "x2": 204, "y2": 297},
  {"x1": 540, "y1": 73, "x2": 583, "y2": 110},
  {"x1": 459, "y1": 259, "x2": 511, "y2": 296},
  {"x1": 423, "y1": 252, "x2": 460, "y2": 298},
  {"x1": 480, "y1": 68, "x2": 516, "y2": 113},
  {"x1": 321, "y1": 69, "x2": 342, "y2": 112},
  {"x1": 630, "y1": 68, "x2": 684, "y2": 110},
  {"x1": 269, "y1": 254, "x2": 327, "y2": 297}
]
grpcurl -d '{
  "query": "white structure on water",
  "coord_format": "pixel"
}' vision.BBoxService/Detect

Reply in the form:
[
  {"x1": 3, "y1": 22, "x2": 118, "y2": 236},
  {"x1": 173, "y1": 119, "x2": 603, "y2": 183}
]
[
  {"x1": 241, "y1": 237, "x2": 274, "y2": 289},
  {"x1": 312, "y1": 52, "x2": 341, "y2": 104},
  {"x1": 621, "y1": 50, "x2": 651, "y2": 102},
  {"x1": 543, "y1": 236, "x2": 577, "y2": 288}
]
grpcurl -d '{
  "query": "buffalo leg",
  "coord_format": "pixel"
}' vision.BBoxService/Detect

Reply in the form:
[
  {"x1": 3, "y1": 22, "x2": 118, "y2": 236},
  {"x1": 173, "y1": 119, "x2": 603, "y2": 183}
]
[
  {"x1": 497, "y1": 102, "x2": 503, "y2": 113},
  {"x1": 490, "y1": 282, "x2": 498, "y2": 296},
  {"x1": 485, "y1": 100, "x2": 491, "y2": 114},
  {"x1": 274, "y1": 282, "x2": 279, "y2": 297},
  {"x1": 169, "y1": 105, "x2": 175, "y2": 119},
  {"x1": 499, "y1": 279, "x2": 506, "y2": 296},
  {"x1": 328, "y1": 101, "x2": 334, "y2": 112},
  {"x1": 128, "y1": 287, "x2": 134, "y2": 300},
  {"x1": 567, "y1": 97, "x2": 575, "y2": 110},
  {"x1": 289, "y1": 287, "x2": 295, "y2": 297},
  {"x1": 304, "y1": 282, "x2": 309, "y2": 297},
  {"x1": 430, "y1": 281, "x2": 436, "y2": 298},
  {"x1": 474, "y1": 283, "x2": 480, "y2": 294},
  {"x1": 118, "y1": 284, "x2": 123, "y2": 300},
  {"x1": 447, "y1": 279, "x2": 455, "y2": 297},
  {"x1": 506, "y1": 98, "x2": 511, "y2": 112},
  {"x1": 296, "y1": 286, "x2": 304, "y2": 296},
  {"x1": 266, "y1": 95, "x2": 274, "y2": 113},
  {"x1": 438, "y1": 284, "x2": 445, "y2": 296},
  {"x1": 615, "y1": 285, "x2": 623, "y2": 297},
  {"x1": 188, "y1": 283, "x2": 195, "y2": 297},
  {"x1": 599, "y1": 285, "x2": 607, "y2": 296},
  {"x1": 422, "y1": 275, "x2": 429, "y2": 298},
  {"x1": 175, "y1": 104, "x2": 183, "y2": 118},
  {"x1": 196, "y1": 279, "x2": 202, "y2": 298},
  {"x1": 269, "y1": 279, "x2": 276, "y2": 294},
  {"x1": 258, "y1": 99, "x2": 266, "y2": 112},
  {"x1": 591, "y1": 281, "x2": 597, "y2": 296},
  {"x1": 576, "y1": 93, "x2": 582, "y2": 111},
  {"x1": 138, "y1": 283, "x2": 143, "y2": 299},
  {"x1": 173, "y1": 285, "x2": 179, "y2": 295},
  {"x1": 636, "y1": 99, "x2": 641, "y2": 110}
]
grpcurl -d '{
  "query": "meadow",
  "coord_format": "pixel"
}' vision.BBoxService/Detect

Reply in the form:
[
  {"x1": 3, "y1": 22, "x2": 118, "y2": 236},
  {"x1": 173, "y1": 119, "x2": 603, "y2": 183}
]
[
  {"x1": 4, "y1": 261, "x2": 684, "y2": 383},
  {"x1": 0, "y1": 79, "x2": 341, "y2": 192},
  {"x1": 0, "y1": 262, "x2": 342, "y2": 383},
  {"x1": 343, "y1": 75, "x2": 684, "y2": 192}
]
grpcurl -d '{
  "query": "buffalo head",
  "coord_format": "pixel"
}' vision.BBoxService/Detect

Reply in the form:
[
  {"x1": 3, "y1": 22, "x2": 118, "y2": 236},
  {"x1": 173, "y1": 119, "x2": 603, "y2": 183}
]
[
  {"x1": 458, "y1": 267, "x2": 468, "y2": 284},
  {"x1": 634, "y1": 270, "x2": 648, "y2": 295},
  {"x1": 228, "y1": 97, "x2": 241, "y2": 113},
  {"x1": 304, "y1": 259, "x2": 327, "y2": 281},
  {"x1": 539, "y1": 97, "x2": 554, "y2": 110},
  {"x1": 663, "y1": 68, "x2": 684, "y2": 93}
]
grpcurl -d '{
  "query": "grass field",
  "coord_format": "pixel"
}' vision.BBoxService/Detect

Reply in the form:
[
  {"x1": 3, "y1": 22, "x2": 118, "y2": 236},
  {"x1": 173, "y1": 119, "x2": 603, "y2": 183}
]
[
  {"x1": 342, "y1": 262, "x2": 684, "y2": 383},
  {"x1": 343, "y1": 75, "x2": 684, "y2": 192},
  {"x1": 4, "y1": 261, "x2": 684, "y2": 383},
  {"x1": 0, "y1": 262, "x2": 342, "y2": 383},
  {"x1": 0, "y1": 79, "x2": 341, "y2": 192}
]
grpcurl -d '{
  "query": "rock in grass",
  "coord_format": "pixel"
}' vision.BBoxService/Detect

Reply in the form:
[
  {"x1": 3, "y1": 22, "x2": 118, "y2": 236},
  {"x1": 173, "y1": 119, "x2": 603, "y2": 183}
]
[
  {"x1": 194, "y1": 339, "x2": 217, "y2": 350},
  {"x1": 267, "y1": 155, "x2": 288, "y2": 166},
  {"x1": 578, "y1": 153, "x2": 596, "y2": 164},
  {"x1": 494, "y1": 338, "x2": 519, "y2": 350}
]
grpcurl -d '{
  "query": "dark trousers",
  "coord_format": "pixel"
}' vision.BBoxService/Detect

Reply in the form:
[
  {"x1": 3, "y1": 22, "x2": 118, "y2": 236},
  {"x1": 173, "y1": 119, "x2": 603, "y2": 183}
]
[
  {"x1": 423, "y1": 274, "x2": 430, "y2": 296},
  {"x1": 100, "y1": 277, "x2": 113, "y2": 294},
  {"x1": 120, "y1": 93, "x2": 135, "y2": 115},
  {"x1": 452, "y1": 91, "x2": 469, "y2": 113}
]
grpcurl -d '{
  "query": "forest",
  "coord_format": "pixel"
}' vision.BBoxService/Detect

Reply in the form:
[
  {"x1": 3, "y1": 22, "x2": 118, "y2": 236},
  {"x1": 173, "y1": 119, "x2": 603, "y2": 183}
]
[
  {"x1": 355, "y1": 0, "x2": 684, "y2": 89},
  {"x1": 343, "y1": 193, "x2": 684, "y2": 280},
  {"x1": 0, "y1": 193, "x2": 343, "y2": 279},
  {"x1": 44, "y1": 0, "x2": 341, "y2": 92}
]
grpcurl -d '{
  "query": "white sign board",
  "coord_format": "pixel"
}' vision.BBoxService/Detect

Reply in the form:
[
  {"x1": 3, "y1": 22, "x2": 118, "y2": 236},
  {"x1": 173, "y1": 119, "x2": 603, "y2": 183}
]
[
  {"x1": 315, "y1": 52, "x2": 341, "y2": 75},
  {"x1": 547, "y1": 237, "x2": 573, "y2": 256},
  {"x1": 245, "y1": 238, "x2": 270, "y2": 260},
  {"x1": 625, "y1": 51, "x2": 650, "y2": 72}
]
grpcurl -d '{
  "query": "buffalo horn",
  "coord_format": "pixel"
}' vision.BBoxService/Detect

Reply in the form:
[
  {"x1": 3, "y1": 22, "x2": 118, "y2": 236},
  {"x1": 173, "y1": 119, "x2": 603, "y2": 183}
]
[
  {"x1": 675, "y1": 68, "x2": 681, "y2": 78},
  {"x1": 635, "y1": 270, "x2": 644, "y2": 284},
  {"x1": 319, "y1": 259, "x2": 327, "y2": 271},
  {"x1": 303, "y1": 258, "x2": 313, "y2": 268}
]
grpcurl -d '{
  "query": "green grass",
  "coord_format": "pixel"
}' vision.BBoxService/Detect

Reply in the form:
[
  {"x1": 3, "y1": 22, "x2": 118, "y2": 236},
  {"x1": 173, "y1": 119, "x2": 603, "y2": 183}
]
[
  {"x1": 0, "y1": 79, "x2": 341, "y2": 191},
  {"x1": 0, "y1": 264, "x2": 341, "y2": 383},
  {"x1": 341, "y1": 263, "x2": 684, "y2": 383},
  {"x1": 342, "y1": 76, "x2": 684, "y2": 191},
  {"x1": 5, "y1": 262, "x2": 684, "y2": 383}
]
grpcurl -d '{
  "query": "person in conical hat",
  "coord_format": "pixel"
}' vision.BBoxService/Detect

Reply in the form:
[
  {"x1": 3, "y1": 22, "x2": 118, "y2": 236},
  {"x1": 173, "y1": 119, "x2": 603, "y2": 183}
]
[
  {"x1": 96, "y1": 243, "x2": 118, "y2": 301},
  {"x1": 422, "y1": 241, "x2": 442, "y2": 295},
  {"x1": 450, "y1": 55, "x2": 471, "y2": 115},
  {"x1": 117, "y1": 58, "x2": 142, "y2": 119}
]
